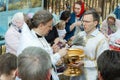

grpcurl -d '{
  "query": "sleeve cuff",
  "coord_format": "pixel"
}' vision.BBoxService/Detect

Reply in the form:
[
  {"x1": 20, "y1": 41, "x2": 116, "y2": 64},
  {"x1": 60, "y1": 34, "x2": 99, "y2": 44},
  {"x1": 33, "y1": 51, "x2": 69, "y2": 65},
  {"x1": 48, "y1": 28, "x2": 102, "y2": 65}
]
[{"x1": 50, "y1": 53, "x2": 61, "y2": 65}]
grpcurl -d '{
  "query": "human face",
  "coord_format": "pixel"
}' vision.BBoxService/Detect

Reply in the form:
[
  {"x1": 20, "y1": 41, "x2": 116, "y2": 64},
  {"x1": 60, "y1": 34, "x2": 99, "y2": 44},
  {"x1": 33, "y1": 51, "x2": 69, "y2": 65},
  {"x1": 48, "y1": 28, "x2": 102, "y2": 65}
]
[
  {"x1": 107, "y1": 18, "x2": 115, "y2": 26},
  {"x1": 39, "y1": 19, "x2": 53, "y2": 36},
  {"x1": 14, "y1": 20, "x2": 24, "y2": 28},
  {"x1": 82, "y1": 14, "x2": 97, "y2": 34},
  {"x1": 74, "y1": 4, "x2": 81, "y2": 16}
]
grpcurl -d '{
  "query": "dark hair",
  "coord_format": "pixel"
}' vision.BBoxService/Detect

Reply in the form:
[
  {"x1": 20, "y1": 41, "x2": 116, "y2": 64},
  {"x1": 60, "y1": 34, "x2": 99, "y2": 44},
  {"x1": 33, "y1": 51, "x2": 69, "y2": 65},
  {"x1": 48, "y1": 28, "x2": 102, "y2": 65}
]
[
  {"x1": 97, "y1": 50, "x2": 120, "y2": 80},
  {"x1": 73, "y1": 1, "x2": 82, "y2": 12},
  {"x1": 74, "y1": 1, "x2": 82, "y2": 6},
  {"x1": 18, "y1": 47, "x2": 52, "y2": 80},
  {"x1": 0, "y1": 53, "x2": 17, "y2": 75},
  {"x1": 23, "y1": 13, "x2": 31, "y2": 24},
  {"x1": 60, "y1": 10, "x2": 70, "y2": 21},
  {"x1": 28, "y1": 10, "x2": 53, "y2": 30}
]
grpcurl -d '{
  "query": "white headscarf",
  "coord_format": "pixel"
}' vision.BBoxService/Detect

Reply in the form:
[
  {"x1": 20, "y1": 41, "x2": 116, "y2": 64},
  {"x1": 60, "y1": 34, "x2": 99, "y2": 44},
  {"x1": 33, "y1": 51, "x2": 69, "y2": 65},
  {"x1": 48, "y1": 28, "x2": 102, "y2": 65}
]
[{"x1": 11, "y1": 12, "x2": 24, "y2": 28}]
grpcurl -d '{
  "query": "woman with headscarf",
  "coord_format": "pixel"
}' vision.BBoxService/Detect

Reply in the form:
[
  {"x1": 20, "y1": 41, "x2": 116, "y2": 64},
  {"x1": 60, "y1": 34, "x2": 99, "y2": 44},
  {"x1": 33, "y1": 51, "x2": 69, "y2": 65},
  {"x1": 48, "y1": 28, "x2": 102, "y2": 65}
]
[
  {"x1": 64, "y1": 0, "x2": 85, "y2": 41},
  {"x1": 5, "y1": 12, "x2": 25, "y2": 55}
]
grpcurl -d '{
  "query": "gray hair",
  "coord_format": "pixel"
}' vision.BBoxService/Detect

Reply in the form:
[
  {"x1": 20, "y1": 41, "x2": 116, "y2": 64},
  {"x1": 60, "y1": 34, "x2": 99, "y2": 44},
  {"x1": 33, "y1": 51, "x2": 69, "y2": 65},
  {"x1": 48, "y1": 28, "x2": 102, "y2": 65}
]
[
  {"x1": 18, "y1": 47, "x2": 52, "y2": 80},
  {"x1": 29, "y1": 10, "x2": 53, "y2": 29}
]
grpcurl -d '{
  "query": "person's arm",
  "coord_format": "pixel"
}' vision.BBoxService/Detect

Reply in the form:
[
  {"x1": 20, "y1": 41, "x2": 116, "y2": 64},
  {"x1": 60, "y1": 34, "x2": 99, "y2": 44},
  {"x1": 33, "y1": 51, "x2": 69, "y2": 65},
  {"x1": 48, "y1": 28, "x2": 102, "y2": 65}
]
[
  {"x1": 50, "y1": 48, "x2": 67, "y2": 65},
  {"x1": 71, "y1": 38, "x2": 109, "y2": 68},
  {"x1": 70, "y1": 21, "x2": 82, "y2": 31}
]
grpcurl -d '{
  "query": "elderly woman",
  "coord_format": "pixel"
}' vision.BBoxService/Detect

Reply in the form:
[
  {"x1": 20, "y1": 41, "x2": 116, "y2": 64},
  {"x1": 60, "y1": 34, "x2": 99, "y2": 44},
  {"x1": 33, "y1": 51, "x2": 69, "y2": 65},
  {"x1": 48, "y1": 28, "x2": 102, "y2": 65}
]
[
  {"x1": 5, "y1": 12, "x2": 26, "y2": 55},
  {"x1": 101, "y1": 13, "x2": 120, "y2": 38}
]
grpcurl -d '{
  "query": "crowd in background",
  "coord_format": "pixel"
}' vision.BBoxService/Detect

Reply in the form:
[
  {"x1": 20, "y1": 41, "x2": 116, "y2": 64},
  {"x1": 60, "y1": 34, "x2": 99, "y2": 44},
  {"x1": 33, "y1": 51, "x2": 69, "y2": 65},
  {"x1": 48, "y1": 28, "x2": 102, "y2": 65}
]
[{"x1": 0, "y1": 0, "x2": 120, "y2": 80}]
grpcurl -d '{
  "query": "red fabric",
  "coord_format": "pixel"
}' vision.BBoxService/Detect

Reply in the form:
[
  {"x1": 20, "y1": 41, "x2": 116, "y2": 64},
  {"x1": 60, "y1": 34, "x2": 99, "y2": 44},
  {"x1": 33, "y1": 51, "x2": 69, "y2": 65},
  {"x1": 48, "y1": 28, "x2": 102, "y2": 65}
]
[
  {"x1": 109, "y1": 45, "x2": 120, "y2": 51},
  {"x1": 109, "y1": 39, "x2": 120, "y2": 51},
  {"x1": 73, "y1": 1, "x2": 85, "y2": 17},
  {"x1": 79, "y1": 2, "x2": 85, "y2": 17}
]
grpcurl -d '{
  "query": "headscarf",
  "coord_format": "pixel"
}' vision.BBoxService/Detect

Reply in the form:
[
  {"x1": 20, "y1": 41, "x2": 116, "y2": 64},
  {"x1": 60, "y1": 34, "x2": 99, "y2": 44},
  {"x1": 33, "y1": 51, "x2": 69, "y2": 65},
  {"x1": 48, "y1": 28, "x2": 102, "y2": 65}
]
[
  {"x1": 107, "y1": 13, "x2": 117, "y2": 34},
  {"x1": 11, "y1": 12, "x2": 24, "y2": 28},
  {"x1": 73, "y1": 1, "x2": 85, "y2": 17},
  {"x1": 107, "y1": 13, "x2": 116, "y2": 20}
]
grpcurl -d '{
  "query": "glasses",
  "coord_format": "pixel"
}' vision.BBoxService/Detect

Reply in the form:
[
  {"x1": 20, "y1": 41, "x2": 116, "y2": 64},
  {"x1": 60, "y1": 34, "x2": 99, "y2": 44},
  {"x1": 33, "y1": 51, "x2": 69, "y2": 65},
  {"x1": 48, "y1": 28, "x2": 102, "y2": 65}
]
[{"x1": 81, "y1": 20, "x2": 94, "y2": 23}]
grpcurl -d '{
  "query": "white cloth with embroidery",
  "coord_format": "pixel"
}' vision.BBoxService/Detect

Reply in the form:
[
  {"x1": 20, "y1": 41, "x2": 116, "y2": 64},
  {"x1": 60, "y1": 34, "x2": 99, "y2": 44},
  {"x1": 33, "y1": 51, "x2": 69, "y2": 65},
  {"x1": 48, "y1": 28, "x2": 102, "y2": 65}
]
[
  {"x1": 70, "y1": 29, "x2": 109, "y2": 80},
  {"x1": 17, "y1": 23, "x2": 60, "y2": 80}
]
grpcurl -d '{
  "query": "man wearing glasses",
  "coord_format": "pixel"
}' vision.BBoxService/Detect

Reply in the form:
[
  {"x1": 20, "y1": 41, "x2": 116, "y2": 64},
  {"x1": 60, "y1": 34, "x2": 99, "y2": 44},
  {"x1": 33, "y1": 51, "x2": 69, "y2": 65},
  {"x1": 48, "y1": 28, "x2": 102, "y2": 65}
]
[{"x1": 70, "y1": 10, "x2": 109, "y2": 80}]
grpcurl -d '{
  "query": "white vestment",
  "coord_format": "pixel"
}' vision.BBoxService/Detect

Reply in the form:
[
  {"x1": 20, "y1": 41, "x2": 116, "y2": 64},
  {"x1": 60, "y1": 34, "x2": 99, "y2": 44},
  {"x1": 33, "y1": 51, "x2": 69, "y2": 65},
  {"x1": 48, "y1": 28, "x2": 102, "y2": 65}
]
[
  {"x1": 70, "y1": 29, "x2": 109, "y2": 80},
  {"x1": 17, "y1": 23, "x2": 61, "y2": 80}
]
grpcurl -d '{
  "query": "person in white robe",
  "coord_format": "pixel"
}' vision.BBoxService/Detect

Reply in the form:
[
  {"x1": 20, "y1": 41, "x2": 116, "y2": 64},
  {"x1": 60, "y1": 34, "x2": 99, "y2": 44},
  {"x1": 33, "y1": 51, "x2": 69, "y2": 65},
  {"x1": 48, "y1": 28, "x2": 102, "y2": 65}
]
[
  {"x1": 17, "y1": 10, "x2": 67, "y2": 80},
  {"x1": 5, "y1": 12, "x2": 24, "y2": 55},
  {"x1": 70, "y1": 10, "x2": 109, "y2": 80}
]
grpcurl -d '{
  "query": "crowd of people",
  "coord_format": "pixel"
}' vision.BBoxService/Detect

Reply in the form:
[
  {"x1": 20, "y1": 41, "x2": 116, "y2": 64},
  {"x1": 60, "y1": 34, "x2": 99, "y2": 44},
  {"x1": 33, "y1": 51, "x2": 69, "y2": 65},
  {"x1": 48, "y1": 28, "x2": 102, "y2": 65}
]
[{"x1": 0, "y1": 0, "x2": 120, "y2": 80}]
